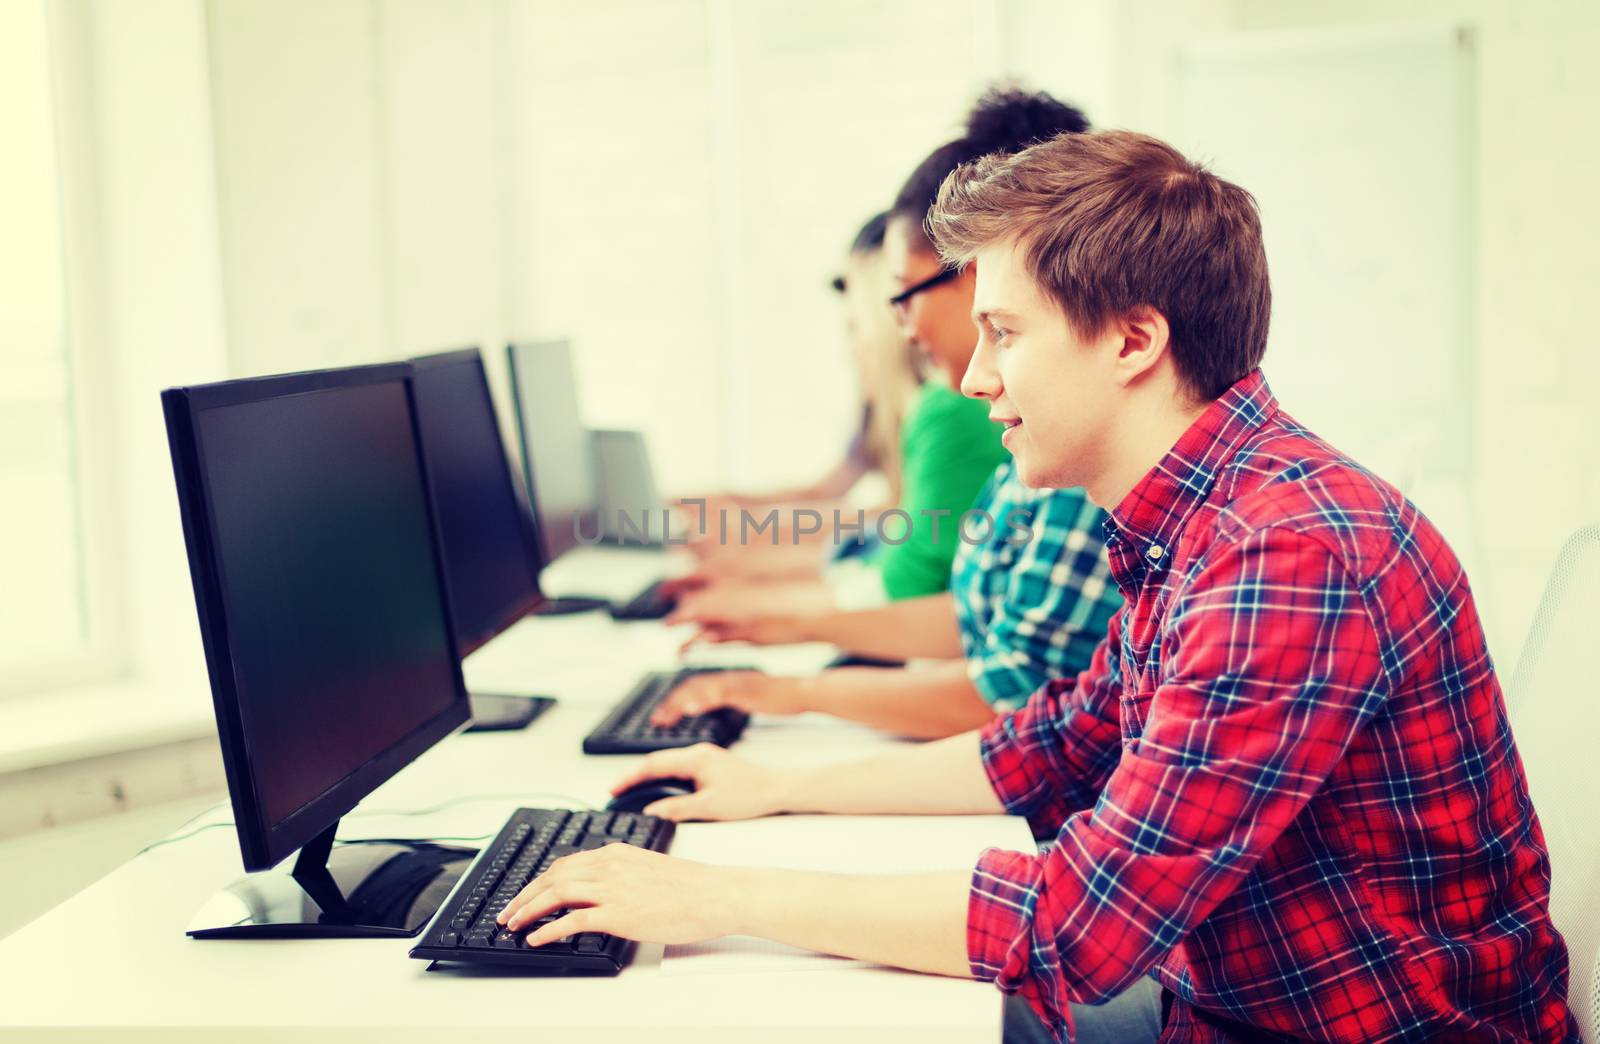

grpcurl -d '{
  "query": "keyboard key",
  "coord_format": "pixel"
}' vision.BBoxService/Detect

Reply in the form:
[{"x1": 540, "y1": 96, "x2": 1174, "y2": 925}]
[{"x1": 574, "y1": 934, "x2": 608, "y2": 954}]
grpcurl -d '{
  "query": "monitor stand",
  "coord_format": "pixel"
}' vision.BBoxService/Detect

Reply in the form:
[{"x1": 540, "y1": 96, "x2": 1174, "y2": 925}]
[
  {"x1": 187, "y1": 821, "x2": 475, "y2": 939},
  {"x1": 464, "y1": 692, "x2": 556, "y2": 733},
  {"x1": 533, "y1": 595, "x2": 612, "y2": 616}
]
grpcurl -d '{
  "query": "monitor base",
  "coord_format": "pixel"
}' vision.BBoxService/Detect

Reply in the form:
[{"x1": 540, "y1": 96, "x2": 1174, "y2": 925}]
[
  {"x1": 533, "y1": 596, "x2": 612, "y2": 616},
  {"x1": 187, "y1": 825, "x2": 475, "y2": 939},
  {"x1": 464, "y1": 692, "x2": 556, "y2": 733}
]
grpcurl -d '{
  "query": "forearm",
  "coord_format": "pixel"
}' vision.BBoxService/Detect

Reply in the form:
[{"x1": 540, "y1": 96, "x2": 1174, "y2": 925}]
[
  {"x1": 747, "y1": 456, "x2": 868, "y2": 506},
  {"x1": 702, "y1": 542, "x2": 829, "y2": 581},
  {"x1": 805, "y1": 662, "x2": 997, "y2": 739},
  {"x1": 724, "y1": 867, "x2": 973, "y2": 977},
  {"x1": 801, "y1": 457, "x2": 870, "y2": 502},
  {"x1": 793, "y1": 593, "x2": 962, "y2": 660},
  {"x1": 777, "y1": 729, "x2": 1003, "y2": 817}
]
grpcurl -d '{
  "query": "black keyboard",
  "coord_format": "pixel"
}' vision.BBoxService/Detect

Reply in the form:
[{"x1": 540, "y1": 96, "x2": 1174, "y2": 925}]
[
  {"x1": 608, "y1": 579, "x2": 675, "y2": 621},
  {"x1": 410, "y1": 807, "x2": 673, "y2": 973},
  {"x1": 582, "y1": 667, "x2": 751, "y2": 755}
]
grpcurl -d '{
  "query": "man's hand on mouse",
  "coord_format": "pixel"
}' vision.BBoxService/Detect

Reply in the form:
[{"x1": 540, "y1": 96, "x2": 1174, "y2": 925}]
[
  {"x1": 649, "y1": 671, "x2": 812, "y2": 727},
  {"x1": 610, "y1": 743, "x2": 791, "y2": 822},
  {"x1": 496, "y1": 844, "x2": 743, "y2": 946}
]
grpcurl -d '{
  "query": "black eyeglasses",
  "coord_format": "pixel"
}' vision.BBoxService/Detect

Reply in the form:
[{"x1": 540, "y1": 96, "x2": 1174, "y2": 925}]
[{"x1": 888, "y1": 267, "x2": 959, "y2": 313}]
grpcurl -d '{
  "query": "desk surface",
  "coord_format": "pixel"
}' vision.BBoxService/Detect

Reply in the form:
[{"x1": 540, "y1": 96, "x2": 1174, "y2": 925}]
[{"x1": 0, "y1": 595, "x2": 1030, "y2": 1043}]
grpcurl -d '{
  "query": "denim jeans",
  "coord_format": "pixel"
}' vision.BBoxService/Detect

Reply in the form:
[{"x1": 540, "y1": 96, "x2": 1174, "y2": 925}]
[{"x1": 1002, "y1": 977, "x2": 1163, "y2": 1044}]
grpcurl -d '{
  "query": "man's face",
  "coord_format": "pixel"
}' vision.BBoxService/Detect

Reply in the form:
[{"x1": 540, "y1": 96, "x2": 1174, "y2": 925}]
[
  {"x1": 884, "y1": 217, "x2": 977, "y2": 387},
  {"x1": 960, "y1": 237, "x2": 1121, "y2": 490}
]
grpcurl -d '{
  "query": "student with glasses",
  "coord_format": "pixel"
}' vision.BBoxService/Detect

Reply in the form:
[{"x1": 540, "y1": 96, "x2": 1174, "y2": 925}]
[
  {"x1": 672, "y1": 209, "x2": 921, "y2": 579},
  {"x1": 664, "y1": 94, "x2": 1095, "y2": 623},
  {"x1": 670, "y1": 211, "x2": 924, "y2": 587},
  {"x1": 659, "y1": 89, "x2": 1124, "y2": 743}
]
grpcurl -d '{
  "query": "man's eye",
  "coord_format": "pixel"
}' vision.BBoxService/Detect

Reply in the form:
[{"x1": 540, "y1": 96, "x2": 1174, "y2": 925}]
[{"x1": 989, "y1": 321, "x2": 1012, "y2": 344}]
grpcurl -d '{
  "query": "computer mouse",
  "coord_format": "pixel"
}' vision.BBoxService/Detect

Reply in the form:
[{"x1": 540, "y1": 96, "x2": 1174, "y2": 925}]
[{"x1": 606, "y1": 776, "x2": 696, "y2": 814}]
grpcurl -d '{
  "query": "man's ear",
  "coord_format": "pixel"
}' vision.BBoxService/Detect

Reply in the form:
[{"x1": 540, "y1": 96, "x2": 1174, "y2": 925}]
[{"x1": 1111, "y1": 306, "x2": 1172, "y2": 388}]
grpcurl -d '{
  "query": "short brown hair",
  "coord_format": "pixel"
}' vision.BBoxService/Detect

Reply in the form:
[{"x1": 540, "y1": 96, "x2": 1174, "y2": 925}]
[{"x1": 926, "y1": 130, "x2": 1271, "y2": 401}]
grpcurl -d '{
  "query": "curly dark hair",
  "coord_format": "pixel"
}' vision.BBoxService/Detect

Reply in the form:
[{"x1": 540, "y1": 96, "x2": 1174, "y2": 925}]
[{"x1": 891, "y1": 86, "x2": 1090, "y2": 246}]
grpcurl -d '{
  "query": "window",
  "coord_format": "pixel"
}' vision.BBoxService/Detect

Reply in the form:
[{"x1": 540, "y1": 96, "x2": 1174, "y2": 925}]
[{"x1": 0, "y1": 0, "x2": 113, "y2": 692}]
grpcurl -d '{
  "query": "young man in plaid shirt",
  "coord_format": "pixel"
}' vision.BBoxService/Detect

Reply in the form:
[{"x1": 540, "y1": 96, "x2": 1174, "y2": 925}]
[{"x1": 499, "y1": 130, "x2": 1577, "y2": 1042}]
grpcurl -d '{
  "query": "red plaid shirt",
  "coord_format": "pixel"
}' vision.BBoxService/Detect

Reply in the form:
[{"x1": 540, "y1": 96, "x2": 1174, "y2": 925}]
[{"x1": 969, "y1": 371, "x2": 1576, "y2": 1042}]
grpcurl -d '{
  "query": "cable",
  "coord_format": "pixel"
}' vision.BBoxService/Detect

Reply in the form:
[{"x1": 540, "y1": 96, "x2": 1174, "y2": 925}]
[
  {"x1": 137, "y1": 821, "x2": 237, "y2": 855},
  {"x1": 135, "y1": 791, "x2": 596, "y2": 856}
]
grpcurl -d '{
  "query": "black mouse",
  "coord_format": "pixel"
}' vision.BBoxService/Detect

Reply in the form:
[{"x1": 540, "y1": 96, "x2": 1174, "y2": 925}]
[{"x1": 606, "y1": 776, "x2": 696, "y2": 814}]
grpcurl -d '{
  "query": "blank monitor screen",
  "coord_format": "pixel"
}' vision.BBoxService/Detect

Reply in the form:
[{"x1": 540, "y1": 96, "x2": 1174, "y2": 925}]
[
  {"x1": 507, "y1": 340, "x2": 597, "y2": 562},
  {"x1": 410, "y1": 351, "x2": 542, "y2": 654},
  {"x1": 176, "y1": 372, "x2": 465, "y2": 862},
  {"x1": 590, "y1": 428, "x2": 667, "y2": 545}
]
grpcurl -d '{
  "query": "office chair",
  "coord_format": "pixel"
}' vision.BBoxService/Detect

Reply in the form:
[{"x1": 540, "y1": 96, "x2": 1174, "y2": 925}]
[
  {"x1": 1591, "y1": 948, "x2": 1600, "y2": 1044},
  {"x1": 1506, "y1": 525, "x2": 1600, "y2": 1041}
]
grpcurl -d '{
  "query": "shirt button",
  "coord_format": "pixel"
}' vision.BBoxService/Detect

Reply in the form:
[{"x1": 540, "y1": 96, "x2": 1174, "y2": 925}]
[{"x1": 1146, "y1": 544, "x2": 1165, "y2": 563}]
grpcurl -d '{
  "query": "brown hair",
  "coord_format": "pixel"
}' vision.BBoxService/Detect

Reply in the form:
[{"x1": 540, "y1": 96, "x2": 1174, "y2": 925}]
[{"x1": 926, "y1": 129, "x2": 1271, "y2": 401}]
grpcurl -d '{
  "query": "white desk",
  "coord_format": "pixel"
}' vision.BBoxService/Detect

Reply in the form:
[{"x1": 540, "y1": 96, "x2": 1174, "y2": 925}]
[
  {"x1": 537, "y1": 544, "x2": 689, "y2": 604},
  {"x1": 0, "y1": 603, "x2": 1031, "y2": 1043}
]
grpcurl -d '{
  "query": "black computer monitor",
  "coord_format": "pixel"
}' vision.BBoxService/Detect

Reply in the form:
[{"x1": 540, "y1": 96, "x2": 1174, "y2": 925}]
[
  {"x1": 162, "y1": 363, "x2": 475, "y2": 938},
  {"x1": 409, "y1": 347, "x2": 599, "y2": 730},
  {"x1": 505, "y1": 339, "x2": 599, "y2": 563},
  {"x1": 409, "y1": 348, "x2": 548, "y2": 655}
]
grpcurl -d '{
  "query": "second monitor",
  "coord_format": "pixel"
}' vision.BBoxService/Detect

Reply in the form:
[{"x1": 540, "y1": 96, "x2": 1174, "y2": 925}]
[
  {"x1": 504, "y1": 339, "x2": 676, "y2": 620},
  {"x1": 410, "y1": 347, "x2": 595, "y2": 731}
]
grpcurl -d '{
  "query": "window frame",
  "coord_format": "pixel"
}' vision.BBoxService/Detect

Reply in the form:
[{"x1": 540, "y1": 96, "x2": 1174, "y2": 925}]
[{"x1": 0, "y1": 0, "x2": 126, "y2": 698}]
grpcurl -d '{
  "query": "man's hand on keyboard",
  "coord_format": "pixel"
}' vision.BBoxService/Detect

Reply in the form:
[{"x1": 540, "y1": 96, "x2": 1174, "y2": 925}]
[
  {"x1": 609, "y1": 743, "x2": 791, "y2": 821},
  {"x1": 497, "y1": 844, "x2": 737, "y2": 947},
  {"x1": 649, "y1": 671, "x2": 810, "y2": 727}
]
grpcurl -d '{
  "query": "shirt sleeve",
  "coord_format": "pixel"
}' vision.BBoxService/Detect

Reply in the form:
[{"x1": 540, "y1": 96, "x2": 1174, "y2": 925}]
[
  {"x1": 978, "y1": 610, "x2": 1127, "y2": 837},
  {"x1": 877, "y1": 386, "x2": 1006, "y2": 600},
  {"x1": 968, "y1": 489, "x2": 1120, "y2": 709},
  {"x1": 967, "y1": 527, "x2": 1390, "y2": 1033}
]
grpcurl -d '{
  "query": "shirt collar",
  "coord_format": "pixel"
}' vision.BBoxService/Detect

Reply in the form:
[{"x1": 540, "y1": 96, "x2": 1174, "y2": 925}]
[{"x1": 1102, "y1": 369, "x2": 1278, "y2": 582}]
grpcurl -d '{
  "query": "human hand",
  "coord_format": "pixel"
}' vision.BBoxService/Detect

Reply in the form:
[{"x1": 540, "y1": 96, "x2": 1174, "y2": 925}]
[
  {"x1": 607, "y1": 742, "x2": 795, "y2": 821},
  {"x1": 666, "y1": 580, "x2": 831, "y2": 628},
  {"x1": 497, "y1": 844, "x2": 743, "y2": 946},
  {"x1": 650, "y1": 671, "x2": 811, "y2": 727},
  {"x1": 657, "y1": 572, "x2": 713, "y2": 599},
  {"x1": 664, "y1": 582, "x2": 769, "y2": 627},
  {"x1": 676, "y1": 614, "x2": 808, "y2": 654}
]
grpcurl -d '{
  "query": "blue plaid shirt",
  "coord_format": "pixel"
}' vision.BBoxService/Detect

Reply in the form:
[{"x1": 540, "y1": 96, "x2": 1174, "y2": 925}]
[{"x1": 951, "y1": 461, "x2": 1120, "y2": 711}]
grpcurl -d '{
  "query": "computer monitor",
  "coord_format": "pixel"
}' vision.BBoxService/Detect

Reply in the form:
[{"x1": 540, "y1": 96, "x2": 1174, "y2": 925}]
[
  {"x1": 590, "y1": 428, "x2": 668, "y2": 546},
  {"x1": 408, "y1": 348, "x2": 548, "y2": 655},
  {"x1": 162, "y1": 363, "x2": 475, "y2": 938},
  {"x1": 409, "y1": 347, "x2": 599, "y2": 729},
  {"x1": 505, "y1": 340, "x2": 596, "y2": 563}
]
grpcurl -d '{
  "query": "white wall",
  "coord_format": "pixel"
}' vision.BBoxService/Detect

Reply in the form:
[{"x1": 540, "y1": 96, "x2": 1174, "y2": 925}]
[
  {"x1": 72, "y1": 0, "x2": 1600, "y2": 678},
  {"x1": 87, "y1": 0, "x2": 231, "y2": 692},
  {"x1": 1225, "y1": 0, "x2": 1600, "y2": 672},
  {"x1": 199, "y1": 0, "x2": 1108, "y2": 496},
  {"x1": 207, "y1": 0, "x2": 392, "y2": 375}
]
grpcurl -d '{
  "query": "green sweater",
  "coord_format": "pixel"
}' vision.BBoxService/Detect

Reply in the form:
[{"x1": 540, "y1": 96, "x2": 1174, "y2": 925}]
[{"x1": 873, "y1": 381, "x2": 1008, "y2": 599}]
